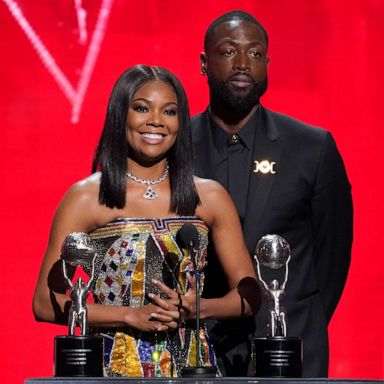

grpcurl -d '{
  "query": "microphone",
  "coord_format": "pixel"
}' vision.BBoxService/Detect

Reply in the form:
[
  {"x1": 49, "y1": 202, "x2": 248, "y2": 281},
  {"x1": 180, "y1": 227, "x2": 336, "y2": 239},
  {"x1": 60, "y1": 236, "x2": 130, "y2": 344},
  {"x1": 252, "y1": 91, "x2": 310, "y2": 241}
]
[
  {"x1": 176, "y1": 224, "x2": 216, "y2": 378},
  {"x1": 176, "y1": 223, "x2": 199, "y2": 270}
]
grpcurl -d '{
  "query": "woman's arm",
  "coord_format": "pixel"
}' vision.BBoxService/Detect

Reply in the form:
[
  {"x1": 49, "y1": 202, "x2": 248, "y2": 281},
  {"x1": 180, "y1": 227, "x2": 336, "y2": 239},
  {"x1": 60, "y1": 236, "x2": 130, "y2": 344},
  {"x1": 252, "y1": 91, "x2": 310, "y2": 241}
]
[{"x1": 153, "y1": 178, "x2": 261, "y2": 322}]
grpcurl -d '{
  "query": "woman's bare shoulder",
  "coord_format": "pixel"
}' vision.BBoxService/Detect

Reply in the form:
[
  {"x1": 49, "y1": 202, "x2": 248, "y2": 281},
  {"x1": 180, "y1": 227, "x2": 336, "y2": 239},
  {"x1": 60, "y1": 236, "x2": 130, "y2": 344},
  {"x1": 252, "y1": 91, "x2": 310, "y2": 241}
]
[
  {"x1": 64, "y1": 172, "x2": 101, "y2": 202},
  {"x1": 194, "y1": 176, "x2": 235, "y2": 224},
  {"x1": 193, "y1": 176, "x2": 232, "y2": 207},
  {"x1": 53, "y1": 173, "x2": 102, "y2": 229},
  {"x1": 193, "y1": 175, "x2": 226, "y2": 195}
]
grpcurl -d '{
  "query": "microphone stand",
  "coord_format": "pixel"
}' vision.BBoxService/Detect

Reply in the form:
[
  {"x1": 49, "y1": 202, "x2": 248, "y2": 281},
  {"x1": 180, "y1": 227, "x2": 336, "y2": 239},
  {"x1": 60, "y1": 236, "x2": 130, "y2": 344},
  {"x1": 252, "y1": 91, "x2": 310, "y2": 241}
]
[
  {"x1": 193, "y1": 243, "x2": 201, "y2": 368},
  {"x1": 181, "y1": 242, "x2": 216, "y2": 378}
]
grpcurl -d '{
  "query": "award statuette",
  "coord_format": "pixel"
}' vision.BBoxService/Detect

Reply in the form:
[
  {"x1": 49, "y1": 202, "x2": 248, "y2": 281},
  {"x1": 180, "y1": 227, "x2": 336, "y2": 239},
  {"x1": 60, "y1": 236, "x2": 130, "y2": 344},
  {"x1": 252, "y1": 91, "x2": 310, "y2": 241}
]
[
  {"x1": 249, "y1": 234, "x2": 302, "y2": 377},
  {"x1": 54, "y1": 232, "x2": 104, "y2": 377}
]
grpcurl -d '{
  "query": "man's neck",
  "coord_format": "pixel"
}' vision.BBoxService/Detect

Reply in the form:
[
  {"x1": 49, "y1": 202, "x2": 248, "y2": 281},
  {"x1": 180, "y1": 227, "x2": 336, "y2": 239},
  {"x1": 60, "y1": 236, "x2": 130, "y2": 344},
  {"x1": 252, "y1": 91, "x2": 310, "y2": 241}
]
[{"x1": 209, "y1": 103, "x2": 259, "y2": 134}]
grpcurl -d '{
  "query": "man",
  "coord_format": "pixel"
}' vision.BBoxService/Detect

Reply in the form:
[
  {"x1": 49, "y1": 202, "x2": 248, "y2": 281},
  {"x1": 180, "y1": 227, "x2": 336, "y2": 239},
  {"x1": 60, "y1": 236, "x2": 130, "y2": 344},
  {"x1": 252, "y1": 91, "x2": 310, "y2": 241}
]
[{"x1": 191, "y1": 10, "x2": 353, "y2": 377}]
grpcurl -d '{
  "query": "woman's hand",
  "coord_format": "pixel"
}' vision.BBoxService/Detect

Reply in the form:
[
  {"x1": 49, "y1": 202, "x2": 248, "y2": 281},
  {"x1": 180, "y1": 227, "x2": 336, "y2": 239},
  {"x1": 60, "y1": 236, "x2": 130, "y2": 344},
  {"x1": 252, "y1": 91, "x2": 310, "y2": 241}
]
[
  {"x1": 125, "y1": 303, "x2": 177, "y2": 332},
  {"x1": 150, "y1": 274, "x2": 197, "y2": 324}
]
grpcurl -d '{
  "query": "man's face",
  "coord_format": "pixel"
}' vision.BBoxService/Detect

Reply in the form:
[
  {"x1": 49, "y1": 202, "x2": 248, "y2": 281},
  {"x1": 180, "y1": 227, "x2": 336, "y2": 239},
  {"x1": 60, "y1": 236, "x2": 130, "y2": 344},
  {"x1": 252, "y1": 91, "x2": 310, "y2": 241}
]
[{"x1": 202, "y1": 20, "x2": 269, "y2": 111}]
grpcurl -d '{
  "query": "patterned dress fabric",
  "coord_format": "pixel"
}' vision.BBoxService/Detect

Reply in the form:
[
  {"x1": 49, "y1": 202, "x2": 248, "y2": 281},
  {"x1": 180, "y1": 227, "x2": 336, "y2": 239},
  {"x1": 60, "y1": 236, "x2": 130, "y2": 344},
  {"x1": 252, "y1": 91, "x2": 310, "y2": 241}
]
[{"x1": 88, "y1": 217, "x2": 217, "y2": 377}]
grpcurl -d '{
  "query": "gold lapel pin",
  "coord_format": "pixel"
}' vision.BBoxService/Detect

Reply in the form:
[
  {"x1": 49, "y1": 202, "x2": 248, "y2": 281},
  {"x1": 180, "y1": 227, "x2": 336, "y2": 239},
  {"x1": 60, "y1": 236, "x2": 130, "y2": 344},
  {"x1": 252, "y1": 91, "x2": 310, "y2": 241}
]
[{"x1": 253, "y1": 160, "x2": 277, "y2": 174}]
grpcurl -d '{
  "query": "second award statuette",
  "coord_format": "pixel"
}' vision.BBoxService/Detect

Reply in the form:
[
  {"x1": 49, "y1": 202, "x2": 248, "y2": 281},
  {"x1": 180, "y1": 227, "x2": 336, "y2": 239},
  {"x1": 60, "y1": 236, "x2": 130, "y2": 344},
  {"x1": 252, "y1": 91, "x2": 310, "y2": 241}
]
[
  {"x1": 54, "y1": 232, "x2": 104, "y2": 377},
  {"x1": 249, "y1": 234, "x2": 302, "y2": 378}
]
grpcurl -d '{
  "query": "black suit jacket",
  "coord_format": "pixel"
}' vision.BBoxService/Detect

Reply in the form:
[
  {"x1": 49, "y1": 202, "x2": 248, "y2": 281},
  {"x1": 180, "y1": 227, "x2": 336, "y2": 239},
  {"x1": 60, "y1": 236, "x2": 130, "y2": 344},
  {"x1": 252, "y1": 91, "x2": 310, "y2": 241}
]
[{"x1": 191, "y1": 106, "x2": 353, "y2": 377}]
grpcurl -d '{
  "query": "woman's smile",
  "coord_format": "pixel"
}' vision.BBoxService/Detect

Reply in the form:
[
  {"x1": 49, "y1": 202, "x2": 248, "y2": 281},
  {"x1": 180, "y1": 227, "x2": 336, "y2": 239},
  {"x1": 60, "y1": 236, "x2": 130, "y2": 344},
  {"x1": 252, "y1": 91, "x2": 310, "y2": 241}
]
[{"x1": 140, "y1": 132, "x2": 166, "y2": 144}]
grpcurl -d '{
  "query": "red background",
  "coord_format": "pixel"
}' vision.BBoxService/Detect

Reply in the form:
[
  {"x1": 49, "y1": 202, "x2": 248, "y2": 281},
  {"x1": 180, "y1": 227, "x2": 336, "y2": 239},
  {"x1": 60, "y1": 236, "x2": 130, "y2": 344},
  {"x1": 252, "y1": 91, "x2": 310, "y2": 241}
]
[{"x1": 1, "y1": 1, "x2": 383, "y2": 382}]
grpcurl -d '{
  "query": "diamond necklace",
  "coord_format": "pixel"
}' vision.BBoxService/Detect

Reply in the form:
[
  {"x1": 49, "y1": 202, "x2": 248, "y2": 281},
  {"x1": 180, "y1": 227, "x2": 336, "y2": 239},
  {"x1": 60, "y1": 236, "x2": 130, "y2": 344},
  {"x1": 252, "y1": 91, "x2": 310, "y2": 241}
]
[{"x1": 126, "y1": 163, "x2": 169, "y2": 200}]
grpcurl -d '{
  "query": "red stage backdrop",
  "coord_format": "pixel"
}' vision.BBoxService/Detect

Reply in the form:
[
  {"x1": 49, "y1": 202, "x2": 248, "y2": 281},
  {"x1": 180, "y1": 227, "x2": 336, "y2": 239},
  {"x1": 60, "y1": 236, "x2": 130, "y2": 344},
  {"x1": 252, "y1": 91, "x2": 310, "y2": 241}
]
[{"x1": 1, "y1": 1, "x2": 383, "y2": 382}]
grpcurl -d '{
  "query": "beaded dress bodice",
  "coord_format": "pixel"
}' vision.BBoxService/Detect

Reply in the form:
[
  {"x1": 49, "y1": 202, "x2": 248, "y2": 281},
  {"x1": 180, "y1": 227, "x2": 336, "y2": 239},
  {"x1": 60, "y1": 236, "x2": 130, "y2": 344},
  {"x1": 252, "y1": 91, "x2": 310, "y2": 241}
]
[{"x1": 88, "y1": 217, "x2": 217, "y2": 377}]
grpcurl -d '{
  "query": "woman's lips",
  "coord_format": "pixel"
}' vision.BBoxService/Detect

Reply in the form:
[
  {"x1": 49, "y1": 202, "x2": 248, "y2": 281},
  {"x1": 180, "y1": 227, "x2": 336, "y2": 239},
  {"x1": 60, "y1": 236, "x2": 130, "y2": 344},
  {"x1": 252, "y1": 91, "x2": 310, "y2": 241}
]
[{"x1": 141, "y1": 132, "x2": 165, "y2": 144}]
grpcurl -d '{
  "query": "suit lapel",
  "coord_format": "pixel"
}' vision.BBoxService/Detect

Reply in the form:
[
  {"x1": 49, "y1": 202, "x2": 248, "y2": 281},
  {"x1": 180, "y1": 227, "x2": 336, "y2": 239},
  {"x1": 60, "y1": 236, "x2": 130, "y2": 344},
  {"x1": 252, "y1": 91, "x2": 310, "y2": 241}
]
[{"x1": 243, "y1": 107, "x2": 283, "y2": 252}]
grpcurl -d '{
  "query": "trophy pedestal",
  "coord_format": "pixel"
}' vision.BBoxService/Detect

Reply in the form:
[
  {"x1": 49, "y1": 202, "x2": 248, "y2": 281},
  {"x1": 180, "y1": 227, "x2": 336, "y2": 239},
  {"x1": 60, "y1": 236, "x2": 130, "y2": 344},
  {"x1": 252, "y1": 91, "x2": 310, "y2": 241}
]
[
  {"x1": 54, "y1": 335, "x2": 104, "y2": 377},
  {"x1": 250, "y1": 336, "x2": 302, "y2": 378},
  {"x1": 181, "y1": 366, "x2": 217, "y2": 378}
]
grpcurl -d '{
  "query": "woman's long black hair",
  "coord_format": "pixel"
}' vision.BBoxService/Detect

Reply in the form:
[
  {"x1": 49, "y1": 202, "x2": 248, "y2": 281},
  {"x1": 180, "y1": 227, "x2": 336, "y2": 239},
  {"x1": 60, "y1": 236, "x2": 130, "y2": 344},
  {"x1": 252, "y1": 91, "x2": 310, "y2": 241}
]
[{"x1": 92, "y1": 64, "x2": 200, "y2": 216}]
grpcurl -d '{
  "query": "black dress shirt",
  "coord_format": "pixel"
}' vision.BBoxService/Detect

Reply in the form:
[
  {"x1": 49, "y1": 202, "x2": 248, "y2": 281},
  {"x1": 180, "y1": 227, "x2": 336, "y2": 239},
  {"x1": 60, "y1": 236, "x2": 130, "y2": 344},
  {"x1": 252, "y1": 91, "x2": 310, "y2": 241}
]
[{"x1": 210, "y1": 108, "x2": 259, "y2": 222}]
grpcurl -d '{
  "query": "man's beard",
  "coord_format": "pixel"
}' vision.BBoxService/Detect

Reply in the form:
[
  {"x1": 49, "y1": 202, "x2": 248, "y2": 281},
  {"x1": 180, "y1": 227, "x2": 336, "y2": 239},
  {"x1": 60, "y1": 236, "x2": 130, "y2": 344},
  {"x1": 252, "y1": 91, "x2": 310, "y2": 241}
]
[{"x1": 208, "y1": 74, "x2": 268, "y2": 118}]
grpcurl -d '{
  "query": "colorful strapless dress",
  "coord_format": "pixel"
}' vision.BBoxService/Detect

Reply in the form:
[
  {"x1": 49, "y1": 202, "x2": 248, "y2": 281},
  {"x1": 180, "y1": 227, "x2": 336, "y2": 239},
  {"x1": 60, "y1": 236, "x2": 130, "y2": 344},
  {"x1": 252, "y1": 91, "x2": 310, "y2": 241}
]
[{"x1": 88, "y1": 217, "x2": 217, "y2": 377}]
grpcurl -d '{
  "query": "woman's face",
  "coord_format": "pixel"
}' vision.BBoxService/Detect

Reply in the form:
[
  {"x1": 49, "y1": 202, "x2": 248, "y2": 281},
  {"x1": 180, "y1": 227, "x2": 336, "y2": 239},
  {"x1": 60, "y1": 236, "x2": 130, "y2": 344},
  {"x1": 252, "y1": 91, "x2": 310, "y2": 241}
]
[{"x1": 126, "y1": 80, "x2": 179, "y2": 164}]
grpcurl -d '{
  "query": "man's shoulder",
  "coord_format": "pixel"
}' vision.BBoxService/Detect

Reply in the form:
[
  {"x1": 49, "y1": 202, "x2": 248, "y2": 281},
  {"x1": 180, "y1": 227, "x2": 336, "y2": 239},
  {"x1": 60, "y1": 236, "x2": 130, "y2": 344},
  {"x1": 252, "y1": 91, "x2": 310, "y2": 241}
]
[
  {"x1": 190, "y1": 107, "x2": 329, "y2": 142},
  {"x1": 191, "y1": 110, "x2": 209, "y2": 128},
  {"x1": 190, "y1": 110, "x2": 210, "y2": 143},
  {"x1": 263, "y1": 107, "x2": 328, "y2": 139}
]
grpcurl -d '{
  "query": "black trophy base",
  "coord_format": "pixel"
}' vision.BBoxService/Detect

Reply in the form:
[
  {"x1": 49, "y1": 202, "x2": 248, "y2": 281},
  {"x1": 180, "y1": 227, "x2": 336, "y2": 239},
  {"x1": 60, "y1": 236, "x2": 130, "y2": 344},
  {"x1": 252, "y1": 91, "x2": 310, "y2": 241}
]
[
  {"x1": 54, "y1": 335, "x2": 104, "y2": 377},
  {"x1": 181, "y1": 366, "x2": 217, "y2": 378},
  {"x1": 250, "y1": 336, "x2": 302, "y2": 378}
]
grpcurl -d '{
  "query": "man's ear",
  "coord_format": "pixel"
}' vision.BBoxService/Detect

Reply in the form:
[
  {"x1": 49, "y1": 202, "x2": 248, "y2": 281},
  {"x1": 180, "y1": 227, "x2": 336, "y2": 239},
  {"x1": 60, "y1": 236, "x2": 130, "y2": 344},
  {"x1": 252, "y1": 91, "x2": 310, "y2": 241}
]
[{"x1": 200, "y1": 52, "x2": 207, "y2": 75}]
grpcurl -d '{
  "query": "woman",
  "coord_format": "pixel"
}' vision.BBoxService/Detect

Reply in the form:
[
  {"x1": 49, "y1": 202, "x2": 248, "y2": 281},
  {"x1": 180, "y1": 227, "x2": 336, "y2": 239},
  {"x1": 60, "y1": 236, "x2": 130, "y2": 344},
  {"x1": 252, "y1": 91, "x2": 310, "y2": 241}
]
[{"x1": 33, "y1": 64, "x2": 259, "y2": 377}]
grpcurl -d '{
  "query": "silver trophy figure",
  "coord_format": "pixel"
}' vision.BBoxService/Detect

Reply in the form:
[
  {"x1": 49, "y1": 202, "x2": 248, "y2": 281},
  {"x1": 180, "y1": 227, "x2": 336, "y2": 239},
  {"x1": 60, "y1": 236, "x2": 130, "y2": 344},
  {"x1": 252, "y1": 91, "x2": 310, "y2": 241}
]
[
  {"x1": 250, "y1": 234, "x2": 302, "y2": 377},
  {"x1": 55, "y1": 232, "x2": 104, "y2": 377},
  {"x1": 254, "y1": 234, "x2": 291, "y2": 337},
  {"x1": 61, "y1": 232, "x2": 97, "y2": 336}
]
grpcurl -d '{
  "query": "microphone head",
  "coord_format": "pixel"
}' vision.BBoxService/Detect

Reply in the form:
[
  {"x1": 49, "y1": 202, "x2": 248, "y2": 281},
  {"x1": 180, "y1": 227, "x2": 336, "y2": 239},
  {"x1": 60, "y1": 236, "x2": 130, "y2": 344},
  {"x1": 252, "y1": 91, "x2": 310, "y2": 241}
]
[{"x1": 176, "y1": 223, "x2": 199, "y2": 250}]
